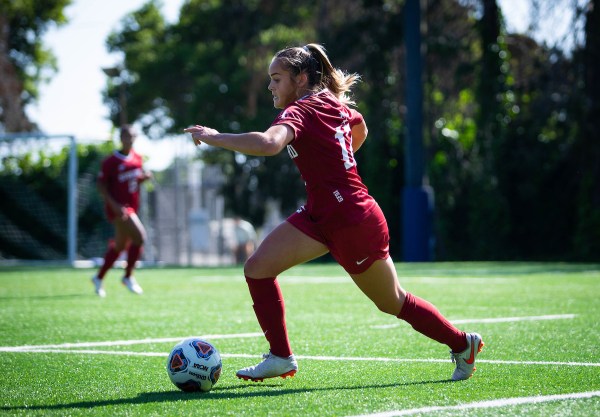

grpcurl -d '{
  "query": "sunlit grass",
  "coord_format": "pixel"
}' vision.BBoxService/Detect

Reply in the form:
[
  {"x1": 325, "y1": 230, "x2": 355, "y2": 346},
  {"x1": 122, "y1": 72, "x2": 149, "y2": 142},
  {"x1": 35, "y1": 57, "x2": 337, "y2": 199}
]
[{"x1": 0, "y1": 262, "x2": 599, "y2": 416}]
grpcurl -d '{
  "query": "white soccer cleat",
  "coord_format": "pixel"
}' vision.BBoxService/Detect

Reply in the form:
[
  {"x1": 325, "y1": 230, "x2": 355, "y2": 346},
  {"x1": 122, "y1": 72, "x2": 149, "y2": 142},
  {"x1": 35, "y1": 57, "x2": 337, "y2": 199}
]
[
  {"x1": 450, "y1": 332, "x2": 484, "y2": 381},
  {"x1": 121, "y1": 276, "x2": 143, "y2": 294},
  {"x1": 236, "y1": 351, "x2": 298, "y2": 382},
  {"x1": 91, "y1": 275, "x2": 106, "y2": 298}
]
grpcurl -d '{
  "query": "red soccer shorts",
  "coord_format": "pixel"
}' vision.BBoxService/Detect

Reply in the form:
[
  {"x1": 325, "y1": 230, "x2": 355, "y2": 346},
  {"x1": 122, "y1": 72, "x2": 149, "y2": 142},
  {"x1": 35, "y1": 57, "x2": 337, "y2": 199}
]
[
  {"x1": 287, "y1": 203, "x2": 390, "y2": 274},
  {"x1": 105, "y1": 205, "x2": 136, "y2": 222}
]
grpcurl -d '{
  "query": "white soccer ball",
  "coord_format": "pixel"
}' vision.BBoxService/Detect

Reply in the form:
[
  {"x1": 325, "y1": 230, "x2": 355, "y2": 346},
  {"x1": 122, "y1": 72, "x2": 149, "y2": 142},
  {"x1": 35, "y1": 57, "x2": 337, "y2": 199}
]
[{"x1": 166, "y1": 338, "x2": 222, "y2": 392}]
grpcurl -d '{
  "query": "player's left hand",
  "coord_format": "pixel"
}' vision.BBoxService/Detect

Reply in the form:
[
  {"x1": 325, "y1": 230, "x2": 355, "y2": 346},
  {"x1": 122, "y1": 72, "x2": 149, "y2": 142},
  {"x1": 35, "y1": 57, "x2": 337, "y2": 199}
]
[
  {"x1": 114, "y1": 204, "x2": 129, "y2": 221},
  {"x1": 184, "y1": 125, "x2": 220, "y2": 146}
]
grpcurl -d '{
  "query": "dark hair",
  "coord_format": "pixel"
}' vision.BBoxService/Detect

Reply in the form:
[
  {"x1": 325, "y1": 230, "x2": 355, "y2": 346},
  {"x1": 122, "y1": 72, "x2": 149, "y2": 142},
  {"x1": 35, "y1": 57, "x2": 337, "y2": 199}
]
[
  {"x1": 273, "y1": 43, "x2": 360, "y2": 105},
  {"x1": 120, "y1": 124, "x2": 136, "y2": 138}
]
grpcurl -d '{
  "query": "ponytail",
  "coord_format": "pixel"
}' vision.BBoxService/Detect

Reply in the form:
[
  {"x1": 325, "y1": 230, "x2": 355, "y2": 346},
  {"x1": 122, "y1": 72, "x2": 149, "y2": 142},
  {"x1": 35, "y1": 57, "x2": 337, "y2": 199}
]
[{"x1": 274, "y1": 43, "x2": 361, "y2": 105}]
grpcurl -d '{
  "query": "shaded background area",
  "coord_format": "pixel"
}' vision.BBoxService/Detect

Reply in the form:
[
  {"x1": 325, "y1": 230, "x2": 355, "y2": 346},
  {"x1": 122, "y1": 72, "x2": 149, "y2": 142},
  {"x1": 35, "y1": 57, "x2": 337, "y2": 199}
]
[{"x1": 1, "y1": 0, "x2": 598, "y2": 264}]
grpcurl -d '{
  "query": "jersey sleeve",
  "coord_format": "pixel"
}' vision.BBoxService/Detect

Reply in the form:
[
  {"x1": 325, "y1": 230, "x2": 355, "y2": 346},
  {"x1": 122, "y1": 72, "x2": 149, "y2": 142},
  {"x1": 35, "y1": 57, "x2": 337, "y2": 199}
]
[
  {"x1": 272, "y1": 105, "x2": 307, "y2": 143},
  {"x1": 348, "y1": 108, "x2": 364, "y2": 127}
]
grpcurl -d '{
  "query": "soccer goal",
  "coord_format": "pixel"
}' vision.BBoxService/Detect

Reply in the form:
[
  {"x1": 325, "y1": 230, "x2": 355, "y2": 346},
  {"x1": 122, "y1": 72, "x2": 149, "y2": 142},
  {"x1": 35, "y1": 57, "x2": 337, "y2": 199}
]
[
  {"x1": 0, "y1": 132, "x2": 270, "y2": 268},
  {"x1": 0, "y1": 133, "x2": 78, "y2": 265}
]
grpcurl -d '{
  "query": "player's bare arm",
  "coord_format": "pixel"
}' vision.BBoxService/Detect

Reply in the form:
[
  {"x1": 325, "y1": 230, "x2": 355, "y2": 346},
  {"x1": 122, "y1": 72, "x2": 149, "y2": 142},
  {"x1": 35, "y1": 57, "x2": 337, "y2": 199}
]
[
  {"x1": 351, "y1": 119, "x2": 368, "y2": 152},
  {"x1": 141, "y1": 170, "x2": 153, "y2": 182},
  {"x1": 184, "y1": 124, "x2": 293, "y2": 156}
]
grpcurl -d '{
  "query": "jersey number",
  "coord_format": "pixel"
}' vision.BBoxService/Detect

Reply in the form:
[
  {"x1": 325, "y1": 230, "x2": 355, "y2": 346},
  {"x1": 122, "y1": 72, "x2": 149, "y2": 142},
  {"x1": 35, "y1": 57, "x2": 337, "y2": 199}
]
[
  {"x1": 335, "y1": 123, "x2": 355, "y2": 170},
  {"x1": 128, "y1": 178, "x2": 139, "y2": 194}
]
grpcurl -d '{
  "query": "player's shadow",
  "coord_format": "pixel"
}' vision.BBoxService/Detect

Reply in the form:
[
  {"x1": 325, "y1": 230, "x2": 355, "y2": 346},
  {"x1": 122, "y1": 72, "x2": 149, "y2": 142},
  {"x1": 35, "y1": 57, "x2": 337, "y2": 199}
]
[{"x1": 0, "y1": 378, "x2": 453, "y2": 412}]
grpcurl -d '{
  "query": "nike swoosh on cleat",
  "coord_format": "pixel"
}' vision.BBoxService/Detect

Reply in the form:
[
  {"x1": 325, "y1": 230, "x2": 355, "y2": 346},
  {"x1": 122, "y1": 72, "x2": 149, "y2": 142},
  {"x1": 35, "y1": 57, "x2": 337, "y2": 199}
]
[{"x1": 465, "y1": 335, "x2": 476, "y2": 364}]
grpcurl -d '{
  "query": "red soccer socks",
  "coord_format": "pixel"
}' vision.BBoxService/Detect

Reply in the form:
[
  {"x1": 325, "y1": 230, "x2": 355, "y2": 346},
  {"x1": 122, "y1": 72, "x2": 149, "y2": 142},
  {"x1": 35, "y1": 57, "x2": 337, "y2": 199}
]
[
  {"x1": 125, "y1": 244, "x2": 142, "y2": 277},
  {"x1": 245, "y1": 276, "x2": 293, "y2": 358},
  {"x1": 398, "y1": 292, "x2": 467, "y2": 353},
  {"x1": 97, "y1": 246, "x2": 120, "y2": 279}
]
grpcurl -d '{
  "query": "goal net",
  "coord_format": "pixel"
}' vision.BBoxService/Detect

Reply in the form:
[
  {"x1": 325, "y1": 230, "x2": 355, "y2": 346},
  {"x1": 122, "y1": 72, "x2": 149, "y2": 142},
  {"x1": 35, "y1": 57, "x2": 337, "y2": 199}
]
[
  {"x1": 0, "y1": 132, "x2": 260, "y2": 267},
  {"x1": 0, "y1": 133, "x2": 102, "y2": 265}
]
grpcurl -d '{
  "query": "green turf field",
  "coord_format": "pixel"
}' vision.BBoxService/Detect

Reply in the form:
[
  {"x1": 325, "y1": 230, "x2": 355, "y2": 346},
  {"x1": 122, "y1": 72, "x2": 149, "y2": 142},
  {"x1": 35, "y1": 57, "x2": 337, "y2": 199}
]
[{"x1": 1, "y1": 262, "x2": 599, "y2": 416}]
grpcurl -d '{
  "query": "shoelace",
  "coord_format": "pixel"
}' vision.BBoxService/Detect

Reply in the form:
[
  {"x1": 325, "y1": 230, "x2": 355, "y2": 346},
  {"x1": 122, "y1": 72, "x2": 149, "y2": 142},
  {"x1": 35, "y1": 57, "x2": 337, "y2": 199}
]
[{"x1": 257, "y1": 352, "x2": 278, "y2": 366}]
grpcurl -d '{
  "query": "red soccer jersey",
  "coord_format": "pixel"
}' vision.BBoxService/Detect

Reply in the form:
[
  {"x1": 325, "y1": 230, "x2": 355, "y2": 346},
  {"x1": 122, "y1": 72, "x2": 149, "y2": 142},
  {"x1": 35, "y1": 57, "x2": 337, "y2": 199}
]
[
  {"x1": 98, "y1": 150, "x2": 145, "y2": 214},
  {"x1": 272, "y1": 89, "x2": 376, "y2": 228}
]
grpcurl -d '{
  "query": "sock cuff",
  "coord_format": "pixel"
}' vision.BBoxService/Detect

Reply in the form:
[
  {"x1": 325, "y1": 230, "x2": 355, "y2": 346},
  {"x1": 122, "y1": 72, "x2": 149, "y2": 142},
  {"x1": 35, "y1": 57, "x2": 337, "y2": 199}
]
[
  {"x1": 245, "y1": 276, "x2": 282, "y2": 305},
  {"x1": 245, "y1": 276, "x2": 276, "y2": 285},
  {"x1": 397, "y1": 292, "x2": 415, "y2": 319}
]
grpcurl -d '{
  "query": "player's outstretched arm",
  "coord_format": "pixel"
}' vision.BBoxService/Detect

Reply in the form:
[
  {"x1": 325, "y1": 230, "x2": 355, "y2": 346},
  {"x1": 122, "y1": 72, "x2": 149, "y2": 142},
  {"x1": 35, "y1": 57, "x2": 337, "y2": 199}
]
[{"x1": 184, "y1": 124, "x2": 293, "y2": 156}]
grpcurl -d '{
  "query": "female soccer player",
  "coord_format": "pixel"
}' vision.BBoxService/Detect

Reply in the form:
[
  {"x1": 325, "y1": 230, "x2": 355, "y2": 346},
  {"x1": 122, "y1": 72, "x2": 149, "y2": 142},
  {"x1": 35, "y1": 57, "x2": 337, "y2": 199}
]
[
  {"x1": 92, "y1": 124, "x2": 151, "y2": 297},
  {"x1": 184, "y1": 44, "x2": 483, "y2": 381}
]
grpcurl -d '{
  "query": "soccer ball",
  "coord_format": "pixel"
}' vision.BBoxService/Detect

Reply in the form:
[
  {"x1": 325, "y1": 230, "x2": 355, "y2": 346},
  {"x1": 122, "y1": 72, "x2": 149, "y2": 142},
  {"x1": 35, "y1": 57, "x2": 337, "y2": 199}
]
[{"x1": 166, "y1": 338, "x2": 222, "y2": 392}]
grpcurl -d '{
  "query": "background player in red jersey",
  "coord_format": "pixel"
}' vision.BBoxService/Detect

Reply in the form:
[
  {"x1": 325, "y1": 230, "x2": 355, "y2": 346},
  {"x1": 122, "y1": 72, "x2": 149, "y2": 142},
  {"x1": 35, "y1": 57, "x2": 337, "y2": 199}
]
[
  {"x1": 92, "y1": 124, "x2": 152, "y2": 297},
  {"x1": 184, "y1": 44, "x2": 483, "y2": 382}
]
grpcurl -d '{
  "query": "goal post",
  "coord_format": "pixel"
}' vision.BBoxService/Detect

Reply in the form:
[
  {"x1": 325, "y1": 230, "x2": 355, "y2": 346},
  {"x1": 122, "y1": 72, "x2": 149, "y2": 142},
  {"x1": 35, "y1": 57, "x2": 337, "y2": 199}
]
[
  {"x1": 0, "y1": 131, "x2": 259, "y2": 268},
  {"x1": 0, "y1": 132, "x2": 77, "y2": 265}
]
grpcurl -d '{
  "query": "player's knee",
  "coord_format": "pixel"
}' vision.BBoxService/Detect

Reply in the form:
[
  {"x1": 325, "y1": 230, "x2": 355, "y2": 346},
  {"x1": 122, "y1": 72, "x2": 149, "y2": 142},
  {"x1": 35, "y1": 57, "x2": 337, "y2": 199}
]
[
  {"x1": 133, "y1": 234, "x2": 145, "y2": 246},
  {"x1": 113, "y1": 242, "x2": 127, "y2": 252},
  {"x1": 243, "y1": 253, "x2": 272, "y2": 278},
  {"x1": 243, "y1": 254, "x2": 258, "y2": 277},
  {"x1": 374, "y1": 300, "x2": 402, "y2": 316}
]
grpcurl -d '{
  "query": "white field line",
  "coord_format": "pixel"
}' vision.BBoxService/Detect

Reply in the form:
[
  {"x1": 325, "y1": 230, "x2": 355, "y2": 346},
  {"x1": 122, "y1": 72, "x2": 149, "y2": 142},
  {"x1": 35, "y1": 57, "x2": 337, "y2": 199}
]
[
  {"x1": 279, "y1": 276, "x2": 514, "y2": 284},
  {"x1": 0, "y1": 314, "x2": 574, "y2": 352},
  {"x1": 372, "y1": 314, "x2": 577, "y2": 329},
  {"x1": 452, "y1": 313, "x2": 577, "y2": 324},
  {"x1": 345, "y1": 390, "x2": 600, "y2": 417},
  {"x1": 1, "y1": 314, "x2": 597, "y2": 367},
  {"x1": 3, "y1": 348, "x2": 598, "y2": 368},
  {"x1": 292, "y1": 356, "x2": 600, "y2": 368},
  {"x1": 0, "y1": 332, "x2": 263, "y2": 352}
]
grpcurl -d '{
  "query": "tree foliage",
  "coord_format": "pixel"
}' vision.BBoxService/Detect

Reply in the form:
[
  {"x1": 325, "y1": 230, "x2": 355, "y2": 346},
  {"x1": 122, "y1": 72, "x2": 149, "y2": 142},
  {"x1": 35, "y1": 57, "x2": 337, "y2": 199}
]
[
  {"x1": 0, "y1": 0, "x2": 72, "y2": 132},
  {"x1": 76, "y1": 0, "x2": 600, "y2": 261},
  {"x1": 573, "y1": 0, "x2": 600, "y2": 258},
  {"x1": 0, "y1": 140, "x2": 111, "y2": 259},
  {"x1": 3, "y1": 0, "x2": 597, "y2": 260}
]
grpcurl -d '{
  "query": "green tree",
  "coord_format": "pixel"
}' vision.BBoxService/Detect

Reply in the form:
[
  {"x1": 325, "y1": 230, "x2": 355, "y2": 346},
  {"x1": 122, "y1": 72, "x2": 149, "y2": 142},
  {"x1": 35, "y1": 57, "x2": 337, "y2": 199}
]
[
  {"x1": 311, "y1": 0, "x2": 405, "y2": 257},
  {"x1": 468, "y1": 0, "x2": 512, "y2": 258},
  {"x1": 105, "y1": 0, "x2": 317, "y2": 225},
  {"x1": 573, "y1": 0, "x2": 600, "y2": 259},
  {"x1": 416, "y1": 0, "x2": 507, "y2": 260},
  {"x1": 0, "y1": 0, "x2": 71, "y2": 132},
  {"x1": 103, "y1": 0, "x2": 598, "y2": 261},
  {"x1": 0, "y1": 141, "x2": 111, "y2": 259}
]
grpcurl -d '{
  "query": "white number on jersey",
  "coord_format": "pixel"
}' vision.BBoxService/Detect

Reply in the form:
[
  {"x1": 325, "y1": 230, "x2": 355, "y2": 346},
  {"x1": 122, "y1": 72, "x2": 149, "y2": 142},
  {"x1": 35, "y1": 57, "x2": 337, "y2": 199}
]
[
  {"x1": 128, "y1": 178, "x2": 139, "y2": 194},
  {"x1": 287, "y1": 144, "x2": 299, "y2": 159},
  {"x1": 335, "y1": 123, "x2": 355, "y2": 170}
]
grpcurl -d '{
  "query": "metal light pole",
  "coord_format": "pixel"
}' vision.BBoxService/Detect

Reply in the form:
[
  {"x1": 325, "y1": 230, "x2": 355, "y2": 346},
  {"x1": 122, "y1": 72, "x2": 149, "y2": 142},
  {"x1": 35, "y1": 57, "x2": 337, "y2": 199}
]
[{"x1": 402, "y1": 0, "x2": 434, "y2": 262}]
